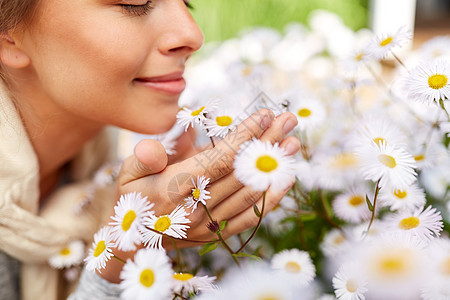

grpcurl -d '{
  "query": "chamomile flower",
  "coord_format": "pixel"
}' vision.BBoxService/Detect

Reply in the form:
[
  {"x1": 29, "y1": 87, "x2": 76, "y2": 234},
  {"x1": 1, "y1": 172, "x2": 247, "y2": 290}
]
[
  {"x1": 405, "y1": 58, "x2": 450, "y2": 104},
  {"x1": 84, "y1": 226, "x2": 115, "y2": 272},
  {"x1": 120, "y1": 248, "x2": 173, "y2": 300},
  {"x1": 418, "y1": 36, "x2": 450, "y2": 61},
  {"x1": 332, "y1": 189, "x2": 371, "y2": 224},
  {"x1": 420, "y1": 237, "x2": 450, "y2": 300},
  {"x1": 49, "y1": 240, "x2": 85, "y2": 269},
  {"x1": 384, "y1": 205, "x2": 443, "y2": 241},
  {"x1": 289, "y1": 97, "x2": 326, "y2": 131},
  {"x1": 356, "y1": 140, "x2": 417, "y2": 189},
  {"x1": 321, "y1": 228, "x2": 352, "y2": 257},
  {"x1": 141, "y1": 206, "x2": 191, "y2": 251},
  {"x1": 363, "y1": 232, "x2": 427, "y2": 299},
  {"x1": 203, "y1": 106, "x2": 242, "y2": 138},
  {"x1": 271, "y1": 249, "x2": 316, "y2": 286},
  {"x1": 233, "y1": 139, "x2": 295, "y2": 192},
  {"x1": 172, "y1": 273, "x2": 216, "y2": 295},
  {"x1": 109, "y1": 192, "x2": 154, "y2": 251},
  {"x1": 378, "y1": 183, "x2": 426, "y2": 212},
  {"x1": 214, "y1": 263, "x2": 296, "y2": 300},
  {"x1": 332, "y1": 262, "x2": 368, "y2": 300},
  {"x1": 365, "y1": 26, "x2": 412, "y2": 60},
  {"x1": 314, "y1": 152, "x2": 362, "y2": 190},
  {"x1": 185, "y1": 176, "x2": 211, "y2": 213},
  {"x1": 93, "y1": 161, "x2": 122, "y2": 188},
  {"x1": 340, "y1": 50, "x2": 370, "y2": 75},
  {"x1": 176, "y1": 104, "x2": 208, "y2": 131},
  {"x1": 352, "y1": 115, "x2": 406, "y2": 150}
]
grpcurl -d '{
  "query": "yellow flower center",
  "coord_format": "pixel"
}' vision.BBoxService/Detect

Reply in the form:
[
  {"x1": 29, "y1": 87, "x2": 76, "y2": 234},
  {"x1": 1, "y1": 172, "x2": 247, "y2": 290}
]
[
  {"x1": 139, "y1": 269, "x2": 155, "y2": 288},
  {"x1": 93, "y1": 241, "x2": 106, "y2": 257},
  {"x1": 256, "y1": 155, "x2": 278, "y2": 172},
  {"x1": 399, "y1": 216, "x2": 420, "y2": 230},
  {"x1": 393, "y1": 189, "x2": 407, "y2": 199},
  {"x1": 349, "y1": 195, "x2": 364, "y2": 207},
  {"x1": 298, "y1": 108, "x2": 312, "y2": 117},
  {"x1": 331, "y1": 153, "x2": 358, "y2": 170},
  {"x1": 373, "y1": 137, "x2": 385, "y2": 146},
  {"x1": 428, "y1": 74, "x2": 448, "y2": 90},
  {"x1": 242, "y1": 66, "x2": 252, "y2": 76},
  {"x1": 192, "y1": 188, "x2": 201, "y2": 200},
  {"x1": 173, "y1": 273, "x2": 194, "y2": 281},
  {"x1": 380, "y1": 37, "x2": 393, "y2": 47},
  {"x1": 285, "y1": 261, "x2": 301, "y2": 273},
  {"x1": 258, "y1": 296, "x2": 280, "y2": 300},
  {"x1": 216, "y1": 116, "x2": 233, "y2": 127},
  {"x1": 191, "y1": 106, "x2": 205, "y2": 116},
  {"x1": 440, "y1": 257, "x2": 450, "y2": 275},
  {"x1": 60, "y1": 248, "x2": 71, "y2": 256},
  {"x1": 105, "y1": 167, "x2": 114, "y2": 175},
  {"x1": 121, "y1": 210, "x2": 137, "y2": 231},
  {"x1": 154, "y1": 216, "x2": 172, "y2": 232},
  {"x1": 346, "y1": 278, "x2": 358, "y2": 293},
  {"x1": 334, "y1": 234, "x2": 346, "y2": 245},
  {"x1": 414, "y1": 154, "x2": 425, "y2": 162},
  {"x1": 355, "y1": 53, "x2": 363, "y2": 61},
  {"x1": 379, "y1": 256, "x2": 405, "y2": 274},
  {"x1": 378, "y1": 154, "x2": 396, "y2": 168}
]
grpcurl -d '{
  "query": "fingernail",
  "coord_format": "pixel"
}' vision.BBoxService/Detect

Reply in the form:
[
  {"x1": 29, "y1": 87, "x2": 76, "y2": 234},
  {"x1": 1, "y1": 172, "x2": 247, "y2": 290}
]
[
  {"x1": 284, "y1": 141, "x2": 299, "y2": 156},
  {"x1": 260, "y1": 112, "x2": 275, "y2": 130},
  {"x1": 282, "y1": 117, "x2": 298, "y2": 135}
]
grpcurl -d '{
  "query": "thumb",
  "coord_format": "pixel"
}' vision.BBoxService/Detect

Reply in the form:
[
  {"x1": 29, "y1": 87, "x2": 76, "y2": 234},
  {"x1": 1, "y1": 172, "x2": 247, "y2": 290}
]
[{"x1": 120, "y1": 139, "x2": 168, "y2": 183}]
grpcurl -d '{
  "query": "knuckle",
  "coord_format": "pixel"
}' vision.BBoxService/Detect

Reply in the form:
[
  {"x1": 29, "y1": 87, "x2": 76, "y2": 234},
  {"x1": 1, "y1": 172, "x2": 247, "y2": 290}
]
[
  {"x1": 243, "y1": 189, "x2": 261, "y2": 206},
  {"x1": 243, "y1": 215, "x2": 259, "y2": 229},
  {"x1": 207, "y1": 152, "x2": 234, "y2": 178}
]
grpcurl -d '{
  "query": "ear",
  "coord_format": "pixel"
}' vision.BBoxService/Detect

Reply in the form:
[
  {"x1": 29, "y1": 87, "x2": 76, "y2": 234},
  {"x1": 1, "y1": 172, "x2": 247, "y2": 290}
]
[{"x1": 0, "y1": 33, "x2": 31, "y2": 69}]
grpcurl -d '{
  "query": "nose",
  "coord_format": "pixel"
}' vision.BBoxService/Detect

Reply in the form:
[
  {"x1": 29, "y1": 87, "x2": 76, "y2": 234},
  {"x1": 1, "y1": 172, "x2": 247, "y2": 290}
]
[{"x1": 158, "y1": 0, "x2": 204, "y2": 56}]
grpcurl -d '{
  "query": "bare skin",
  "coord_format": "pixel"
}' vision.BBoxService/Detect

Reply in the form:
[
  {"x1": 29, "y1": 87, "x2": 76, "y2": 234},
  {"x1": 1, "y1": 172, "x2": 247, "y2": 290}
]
[{"x1": 0, "y1": 0, "x2": 301, "y2": 284}]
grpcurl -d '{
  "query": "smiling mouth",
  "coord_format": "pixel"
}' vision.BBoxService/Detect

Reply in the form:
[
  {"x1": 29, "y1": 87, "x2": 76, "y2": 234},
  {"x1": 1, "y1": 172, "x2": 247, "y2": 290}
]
[{"x1": 134, "y1": 72, "x2": 186, "y2": 95}]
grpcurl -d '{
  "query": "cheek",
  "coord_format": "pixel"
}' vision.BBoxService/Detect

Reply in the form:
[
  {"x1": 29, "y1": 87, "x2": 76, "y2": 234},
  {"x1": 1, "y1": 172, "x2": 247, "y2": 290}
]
[{"x1": 26, "y1": 12, "x2": 151, "y2": 106}]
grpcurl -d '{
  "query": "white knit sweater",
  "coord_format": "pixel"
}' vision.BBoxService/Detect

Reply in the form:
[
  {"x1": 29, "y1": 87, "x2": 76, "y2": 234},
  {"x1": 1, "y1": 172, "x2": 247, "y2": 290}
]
[{"x1": 0, "y1": 81, "x2": 120, "y2": 299}]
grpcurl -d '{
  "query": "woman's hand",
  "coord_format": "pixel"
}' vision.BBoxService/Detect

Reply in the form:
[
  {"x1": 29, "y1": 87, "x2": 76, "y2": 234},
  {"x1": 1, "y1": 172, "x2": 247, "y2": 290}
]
[{"x1": 101, "y1": 109, "x2": 300, "y2": 282}]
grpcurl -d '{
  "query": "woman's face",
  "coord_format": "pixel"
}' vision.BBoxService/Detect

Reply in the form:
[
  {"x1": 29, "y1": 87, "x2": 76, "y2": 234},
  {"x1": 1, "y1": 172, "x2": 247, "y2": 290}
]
[{"x1": 15, "y1": 0, "x2": 203, "y2": 134}]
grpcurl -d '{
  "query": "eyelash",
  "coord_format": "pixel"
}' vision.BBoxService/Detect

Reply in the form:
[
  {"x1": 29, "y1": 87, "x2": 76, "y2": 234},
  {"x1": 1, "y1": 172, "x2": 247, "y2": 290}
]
[
  {"x1": 120, "y1": 0, "x2": 194, "y2": 17},
  {"x1": 120, "y1": 1, "x2": 154, "y2": 16}
]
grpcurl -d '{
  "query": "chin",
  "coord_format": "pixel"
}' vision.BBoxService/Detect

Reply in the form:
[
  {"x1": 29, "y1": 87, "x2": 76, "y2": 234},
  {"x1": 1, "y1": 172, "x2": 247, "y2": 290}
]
[{"x1": 132, "y1": 113, "x2": 178, "y2": 135}]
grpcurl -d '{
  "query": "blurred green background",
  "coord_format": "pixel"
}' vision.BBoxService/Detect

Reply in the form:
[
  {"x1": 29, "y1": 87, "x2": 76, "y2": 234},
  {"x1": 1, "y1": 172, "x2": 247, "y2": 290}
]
[{"x1": 190, "y1": 0, "x2": 369, "y2": 42}]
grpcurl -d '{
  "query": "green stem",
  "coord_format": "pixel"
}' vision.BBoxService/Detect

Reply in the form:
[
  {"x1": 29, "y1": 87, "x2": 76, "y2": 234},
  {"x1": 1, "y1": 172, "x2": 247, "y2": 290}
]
[
  {"x1": 201, "y1": 204, "x2": 239, "y2": 266},
  {"x1": 438, "y1": 98, "x2": 450, "y2": 121},
  {"x1": 235, "y1": 191, "x2": 266, "y2": 254},
  {"x1": 170, "y1": 237, "x2": 184, "y2": 272},
  {"x1": 318, "y1": 189, "x2": 343, "y2": 233},
  {"x1": 363, "y1": 179, "x2": 381, "y2": 238},
  {"x1": 112, "y1": 255, "x2": 126, "y2": 264},
  {"x1": 145, "y1": 226, "x2": 218, "y2": 244},
  {"x1": 391, "y1": 50, "x2": 408, "y2": 71}
]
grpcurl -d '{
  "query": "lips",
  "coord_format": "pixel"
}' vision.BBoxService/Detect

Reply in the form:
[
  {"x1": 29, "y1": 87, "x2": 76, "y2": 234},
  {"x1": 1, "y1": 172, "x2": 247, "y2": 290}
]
[{"x1": 134, "y1": 72, "x2": 186, "y2": 95}]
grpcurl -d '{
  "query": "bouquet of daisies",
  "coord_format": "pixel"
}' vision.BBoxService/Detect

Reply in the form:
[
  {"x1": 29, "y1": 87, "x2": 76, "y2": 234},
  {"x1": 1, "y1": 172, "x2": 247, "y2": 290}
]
[{"x1": 49, "y1": 10, "x2": 450, "y2": 300}]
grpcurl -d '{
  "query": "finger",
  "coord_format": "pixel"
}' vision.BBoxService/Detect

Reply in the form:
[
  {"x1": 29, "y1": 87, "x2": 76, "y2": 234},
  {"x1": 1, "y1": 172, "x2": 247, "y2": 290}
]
[
  {"x1": 205, "y1": 134, "x2": 300, "y2": 208},
  {"x1": 209, "y1": 186, "x2": 263, "y2": 222},
  {"x1": 167, "y1": 109, "x2": 275, "y2": 185},
  {"x1": 259, "y1": 111, "x2": 298, "y2": 145},
  {"x1": 118, "y1": 139, "x2": 168, "y2": 185},
  {"x1": 222, "y1": 176, "x2": 295, "y2": 237}
]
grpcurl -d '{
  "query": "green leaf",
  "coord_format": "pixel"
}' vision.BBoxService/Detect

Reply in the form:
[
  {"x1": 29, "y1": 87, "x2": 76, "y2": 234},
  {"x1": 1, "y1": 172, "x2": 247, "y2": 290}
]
[
  {"x1": 253, "y1": 203, "x2": 261, "y2": 217},
  {"x1": 198, "y1": 242, "x2": 218, "y2": 256},
  {"x1": 366, "y1": 194, "x2": 373, "y2": 212},
  {"x1": 300, "y1": 213, "x2": 317, "y2": 222},
  {"x1": 232, "y1": 252, "x2": 262, "y2": 262},
  {"x1": 219, "y1": 220, "x2": 228, "y2": 232}
]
